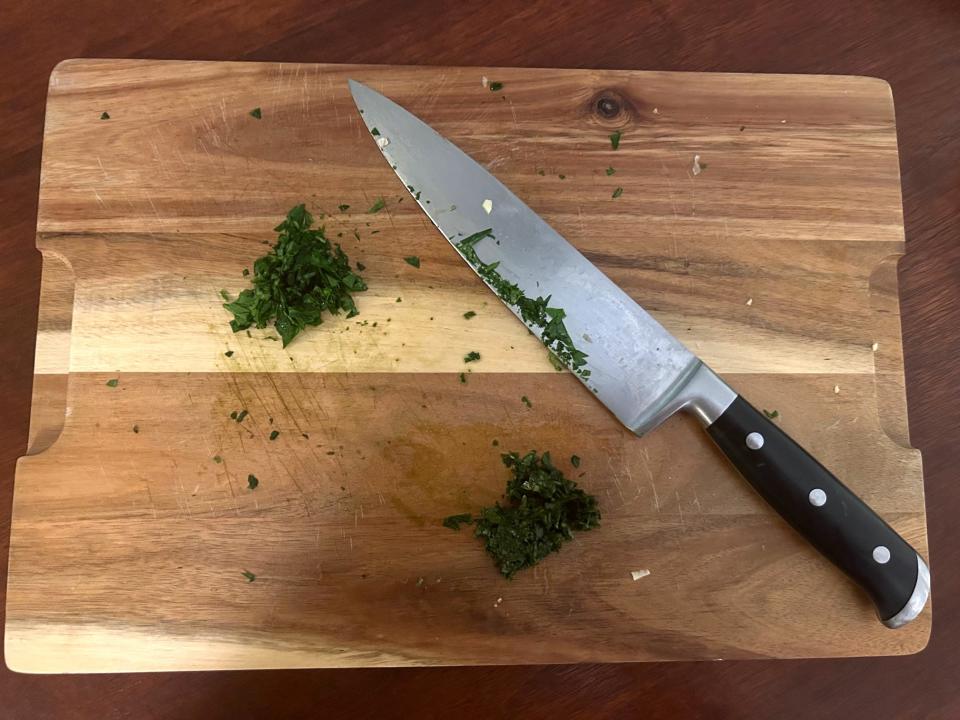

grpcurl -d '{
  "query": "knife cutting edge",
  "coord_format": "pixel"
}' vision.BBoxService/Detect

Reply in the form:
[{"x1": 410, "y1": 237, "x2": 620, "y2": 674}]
[{"x1": 347, "y1": 79, "x2": 930, "y2": 628}]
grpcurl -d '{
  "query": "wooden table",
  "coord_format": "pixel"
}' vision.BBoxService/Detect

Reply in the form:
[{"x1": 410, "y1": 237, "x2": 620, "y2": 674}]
[{"x1": 0, "y1": 0, "x2": 957, "y2": 717}]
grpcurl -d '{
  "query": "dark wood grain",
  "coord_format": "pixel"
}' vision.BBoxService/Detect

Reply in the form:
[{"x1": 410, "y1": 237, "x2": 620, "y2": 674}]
[{"x1": 0, "y1": 0, "x2": 957, "y2": 717}]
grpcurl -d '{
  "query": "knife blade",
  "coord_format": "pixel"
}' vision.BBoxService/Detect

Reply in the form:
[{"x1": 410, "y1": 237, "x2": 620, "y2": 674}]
[{"x1": 348, "y1": 79, "x2": 930, "y2": 628}]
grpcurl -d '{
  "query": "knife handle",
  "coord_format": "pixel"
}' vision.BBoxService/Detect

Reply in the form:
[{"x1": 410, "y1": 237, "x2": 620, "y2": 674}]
[{"x1": 705, "y1": 394, "x2": 930, "y2": 628}]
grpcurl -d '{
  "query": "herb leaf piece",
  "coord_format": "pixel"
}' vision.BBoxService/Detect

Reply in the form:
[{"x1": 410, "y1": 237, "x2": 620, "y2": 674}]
[
  {"x1": 763, "y1": 408, "x2": 780, "y2": 419},
  {"x1": 571, "y1": 455, "x2": 581, "y2": 468},
  {"x1": 247, "y1": 474, "x2": 259, "y2": 490},
  {"x1": 605, "y1": 166, "x2": 616, "y2": 176},
  {"x1": 106, "y1": 378, "x2": 119, "y2": 388},
  {"x1": 463, "y1": 310, "x2": 477, "y2": 320},
  {"x1": 249, "y1": 107, "x2": 262, "y2": 119},
  {"x1": 443, "y1": 513, "x2": 473, "y2": 531},
  {"x1": 489, "y1": 81, "x2": 503, "y2": 92},
  {"x1": 609, "y1": 130, "x2": 622, "y2": 149},
  {"x1": 521, "y1": 395, "x2": 532, "y2": 408},
  {"x1": 338, "y1": 203, "x2": 350, "y2": 212},
  {"x1": 269, "y1": 430, "x2": 280, "y2": 441},
  {"x1": 100, "y1": 112, "x2": 110, "y2": 120},
  {"x1": 367, "y1": 197, "x2": 386, "y2": 214},
  {"x1": 464, "y1": 351, "x2": 481, "y2": 363},
  {"x1": 403, "y1": 256, "x2": 421, "y2": 268},
  {"x1": 612, "y1": 187, "x2": 623, "y2": 199},
  {"x1": 241, "y1": 570, "x2": 256, "y2": 582}
]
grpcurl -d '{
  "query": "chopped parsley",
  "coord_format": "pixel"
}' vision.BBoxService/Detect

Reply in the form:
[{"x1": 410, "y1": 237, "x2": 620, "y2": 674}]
[
  {"x1": 403, "y1": 256, "x2": 421, "y2": 268},
  {"x1": 132, "y1": 424, "x2": 140, "y2": 433},
  {"x1": 570, "y1": 455, "x2": 581, "y2": 468},
  {"x1": 558, "y1": 174, "x2": 566, "y2": 180},
  {"x1": 464, "y1": 351, "x2": 481, "y2": 363},
  {"x1": 370, "y1": 127, "x2": 380, "y2": 136},
  {"x1": 241, "y1": 570, "x2": 256, "y2": 582},
  {"x1": 459, "y1": 372, "x2": 467, "y2": 384},
  {"x1": 219, "y1": 289, "x2": 231, "y2": 302},
  {"x1": 269, "y1": 430, "x2": 280, "y2": 441},
  {"x1": 463, "y1": 310, "x2": 477, "y2": 320},
  {"x1": 605, "y1": 166, "x2": 616, "y2": 176},
  {"x1": 106, "y1": 378, "x2": 119, "y2": 388},
  {"x1": 612, "y1": 187, "x2": 623, "y2": 199},
  {"x1": 356, "y1": 261, "x2": 366, "y2": 271},
  {"x1": 100, "y1": 112, "x2": 110, "y2": 120},
  {"x1": 763, "y1": 409, "x2": 780, "y2": 419},
  {"x1": 242, "y1": 268, "x2": 249, "y2": 276},
  {"x1": 235, "y1": 410, "x2": 248, "y2": 423},
  {"x1": 224, "y1": 350, "x2": 234, "y2": 357},
  {"x1": 456, "y1": 229, "x2": 589, "y2": 379},
  {"x1": 521, "y1": 395, "x2": 532, "y2": 408},
  {"x1": 547, "y1": 351, "x2": 565, "y2": 371},
  {"x1": 489, "y1": 81, "x2": 503, "y2": 92},
  {"x1": 338, "y1": 203, "x2": 350, "y2": 212},
  {"x1": 537, "y1": 168, "x2": 545, "y2": 176},
  {"x1": 442, "y1": 513, "x2": 473, "y2": 530},
  {"x1": 443, "y1": 451, "x2": 600, "y2": 578},
  {"x1": 213, "y1": 455, "x2": 223, "y2": 464},
  {"x1": 247, "y1": 474, "x2": 259, "y2": 490},
  {"x1": 367, "y1": 197, "x2": 386, "y2": 214},
  {"x1": 223, "y1": 204, "x2": 367, "y2": 347},
  {"x1": 249, "y1": 107, "x2": 262, "y2": 119},
  {"x1": 609, "y1": 130, "x2": 622, "y2": 149}
]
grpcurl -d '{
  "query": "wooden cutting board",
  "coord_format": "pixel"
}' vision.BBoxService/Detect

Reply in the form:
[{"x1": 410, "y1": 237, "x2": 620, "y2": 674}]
[{"x1": 6, "y1": 59, "x2": 929, "y2": 672}]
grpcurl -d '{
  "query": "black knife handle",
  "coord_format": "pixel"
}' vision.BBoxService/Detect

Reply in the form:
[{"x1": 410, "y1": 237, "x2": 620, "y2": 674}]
[{"x1": 706, "y1": 395, "x2": 929, "y2": 627}]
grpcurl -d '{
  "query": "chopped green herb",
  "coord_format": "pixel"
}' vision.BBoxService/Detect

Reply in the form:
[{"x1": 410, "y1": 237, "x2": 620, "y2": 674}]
[
  {"x1": 537, "y1": 168, "x2": 545, "y2": 176},
  {"x1": 104, "y1": 378, "x2": 121, "y2": 389},
  {"x1": 456, "y1": 229, "x2": 589, "y2": 380},
  {"x1": 219, "y1": 289, "x2": 231, "y2": 302},
  {"x1": 521, "y1": 395, "x2": 532, "y2": 408},
  {"x1": 235, "y1": 410, "x2": 248, "y2": 423},
  {"x1": 224, "y1": 350, "x2": 234, "y2": 357},
  {"x1": 558, "y1": 174, "x2": 566, "y2": 180},
  {"x1": 605, "y1": 166, "x2": 616, "y2": 176},
  {"x1": 609, "y1": 130, "x2": 622, "y2": 149},
  {"x1": 213, "y1": 455, "x2": 222, "y2": 464},
  {"x1": 247, "y1": 474, "x2": 259, "y2": 490},
  {"x1": 367, "y1": 197, "x2": 386, "y2": 214},
  {"x1": 459, "y1": 372, "x2": 467, "y2": 384},
  {"x1": 371, "y1": 127, "x2": 380, "y2": 136},
  {"x1": 241, "y1": 570, "x2": 256, "y2": 582},
  {"x1": 242, "y1": 268, "x2": 250, "y2": 276},
  {"x1": 395, "y1": 297, "x2": 402, "y2": 303},
  {"x1": 230, "y1": 411, "x2": 238, "y2": 420},
  {"x1": 463, "y1": 310, "x2": 477, "y2": 320},
  {"x1": 223, "y1": 204, "x2": 367, "y2": 347},
  {"x1": 403, "y1": 256, "x2": 421, "y2": 268},
  {"x1": 492, "y1": 439, "x2": 499, "y2": 447},
  {"x1": 100, "y1": 112, "x2": 110, "y2": 120},
  {"x1": 267, "y1": 430, "x2": 280, "y2": 441},
  {"x1": 547, "y1": 351, "x2": 566, "y2": 372},
  {"x1": 250, "y1": 107, "x2": 262, "y2": 119},
  {"x1": 338, "y1": 203, "x2": 350, "y2": 212},
  {"x1": 763, "y1": 409, "x2": 780, "y2": 419},
  {"x1": 464, "y1": 451, "x2": 600, "y2": 578},
  {"x1": 464, "y1": 351, "x2": 481, "y2": 363},
  {"x1": 612, "y1": 187, "x2": 623, "y2": 199},
  {"x1": 132, "y1": 424, "x2": 140, "y2": 433},
  {"x1": 570, "y1": 455, "x2": 581, "y2": 468},
  {"x1": 489, "y1": 81, "x2": 503, "y2": 92},
  {"x1": 356, "y1": 261, "x2": 366, "y2": 271},
  {"x1": 353, "y1": 229, "x2": 361, "y2": 241},
  {"x1": 442, "y1": 513, "x2": 473, "y2": 531}
]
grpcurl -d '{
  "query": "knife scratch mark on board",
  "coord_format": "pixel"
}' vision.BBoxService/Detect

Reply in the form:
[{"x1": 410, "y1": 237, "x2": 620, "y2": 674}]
[
  {"x1": 676, "y1": 490, "x2": 685, "y2": 530},
  {"x1": 650, "y1": 482, "x2": 661, "y2": 512}
]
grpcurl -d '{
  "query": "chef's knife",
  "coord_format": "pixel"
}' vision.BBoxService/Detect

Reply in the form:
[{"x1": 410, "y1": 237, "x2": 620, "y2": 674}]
[{"x1": 348, "y1": 80, "x2": 930, "y2": 628}]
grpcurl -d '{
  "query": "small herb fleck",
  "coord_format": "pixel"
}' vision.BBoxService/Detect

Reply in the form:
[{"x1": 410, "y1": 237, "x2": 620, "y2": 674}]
[
  {"x1": 367, "y1": 197, "x2": 386, "y2": 214},
  {"x1": 492, "y1": 439, "x2": 499, "y2": 446},
  {"x1": 489, "y1": 81, "x2": 503, "y2": 92},
  {"x1": 612, "y1": 187, "x2": 623, "y2": 199},
  {"x1": 763, "y1": 409, "x2": 780, "y2": 419},
  {"x1": 537, "y1": 168, "x2": 545, "y2": 176},
  {"x1": 100, "y1": 111, "x2": 110, "y2": 120},
  {"x1": 521, "y1": 395, "x2": 532, "y2": 408},
  {"x1": 558, "y1": 174, "x2": 566, "y2": 179},
  {"x1": 235, "y1": 410, "x2": 248, "y2": 423},
  {"x1": 338, "y1": 203, "x2": 350, "y2": 212},
  {"x1": 403, "y1": 256, "x2": 421, "y2": 268},
  {"x1": 371, "y1": 127, "x2": 380, "y2": 136},
  {"x1": 249, "y1": 107, "x2": 262, "y2": 119},
  {"x1": 241, "y1": 570, "x2": 256, "y2": 582},
  {"x1": 442, "y1": 513, "x2": 473, "y2": 531},
  {"x1": 464, "y1": 351, "x2": 481, "y2": 363},
  {"x1": 106, "y1": 378, "x2": 119, "y2": 388},
  {"x1": 219, "y1": 289, "x2": 231, "y2": 302},
  {"x1": 459, "y1": 372, "x2": 467, "y2": 384},
  {"x1": 547, "y1": 351, "x2": 566, "y2": 371},
  {"x1": 356, "y1": 261, "x2": 366, "y2": 271},
  {"x1": 224, "y1": 350, "x2": 234, "y2": 357},
  {"x1": 463, "y1": 310, "x2": 477, "y2": 320},
  {"x1": 571, "y1": 455, "x2": 581, "y2": 468},
  {"x1": 605, "y1": 166, "x2": 616, "y2": 176},
  {"x1": 132, "y1": 424, "x2": 140, "y2": 433},
  {"x1": 242, "y1": 268, "x2": 249, "y2": 276},
  {"x1": 213, "y1": 455, "x2": 223, "y2": 464},
  {"x1": 269, "y1": 430, "x2": 280, "y2": 441},
  {"x1": 247, "y1": 474, "x2": 259, "y2": 490},
  {"x1": 609, "y1": 130, "x2": 622, "y2": 149}
]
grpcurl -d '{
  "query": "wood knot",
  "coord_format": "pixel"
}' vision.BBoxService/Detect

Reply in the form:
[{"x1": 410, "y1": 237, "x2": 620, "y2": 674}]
[{"x1": 589, "y1": 89, "x2": 634, "y2": 124}]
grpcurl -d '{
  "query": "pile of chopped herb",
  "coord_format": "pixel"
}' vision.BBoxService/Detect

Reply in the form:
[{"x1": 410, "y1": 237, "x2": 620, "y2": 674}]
[
  {"x1": 223, "y1": 204, "x2": 367, "y2": 346},
  {"x1": 443, "y1": 451, "x2": 600, "y2": 578},
  {"x1": 456, "y1": 229, "x2": 589, "y2": 379}
]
